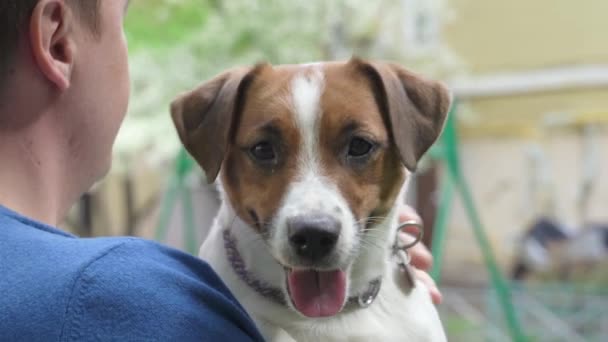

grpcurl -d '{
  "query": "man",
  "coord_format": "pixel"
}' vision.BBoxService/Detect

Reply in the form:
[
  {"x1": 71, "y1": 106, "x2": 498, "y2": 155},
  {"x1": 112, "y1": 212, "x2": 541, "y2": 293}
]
[{"x1": 0, "y1": 1, "x2": 440, "y2": 341}]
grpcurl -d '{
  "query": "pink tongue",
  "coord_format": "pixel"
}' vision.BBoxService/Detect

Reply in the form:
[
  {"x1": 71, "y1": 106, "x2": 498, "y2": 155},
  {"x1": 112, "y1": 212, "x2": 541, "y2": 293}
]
[{"x1": 287, "y1": 269, "x2": 346, "y2": 317}]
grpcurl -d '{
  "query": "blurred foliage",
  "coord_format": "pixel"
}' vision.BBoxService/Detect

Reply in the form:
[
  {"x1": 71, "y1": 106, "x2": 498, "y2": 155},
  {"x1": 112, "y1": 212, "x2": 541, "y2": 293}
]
[
  {"x1": 125, "y1": 0, "x2": 211, "y2": 52},
  {"x1": 115, "y1": 0, "x2": 459, "y2": 170}
]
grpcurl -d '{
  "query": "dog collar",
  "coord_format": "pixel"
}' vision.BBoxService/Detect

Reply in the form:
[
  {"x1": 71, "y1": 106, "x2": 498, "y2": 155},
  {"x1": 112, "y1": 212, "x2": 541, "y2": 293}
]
[{"x1": 222, "y1": 229, "x2": 383, "y2": 311}]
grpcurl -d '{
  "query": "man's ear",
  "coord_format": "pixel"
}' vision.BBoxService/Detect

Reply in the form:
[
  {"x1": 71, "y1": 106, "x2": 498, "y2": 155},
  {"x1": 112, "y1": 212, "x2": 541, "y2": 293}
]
[
  {"x1": 170, "y1": 64, "x2": 268, "y2": 183},
  {"x1": 29, "y1": 0, "x2": 76, "y2": 91},
  {"x1": 351, "y1": 58, "x2": 452, "y2": 171}
]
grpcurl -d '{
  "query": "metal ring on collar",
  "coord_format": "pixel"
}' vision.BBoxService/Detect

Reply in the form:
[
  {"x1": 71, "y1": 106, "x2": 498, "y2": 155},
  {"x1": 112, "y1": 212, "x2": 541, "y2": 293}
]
[{"x1": 396, "y1": 219, "x2": 424, "y2": 250}]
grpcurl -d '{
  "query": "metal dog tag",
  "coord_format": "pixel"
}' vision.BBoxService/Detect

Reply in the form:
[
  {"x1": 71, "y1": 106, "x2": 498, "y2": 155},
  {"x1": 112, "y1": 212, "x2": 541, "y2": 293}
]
[
  {"x1": 395, "y1": 249, "x2": 416, "y2": 292},
  {"x1": 357, "y1": 278, "x2": 382, "y2": 308},
  {"x1": 393, "y1": 220, "x2": 423, "y2": 294}
]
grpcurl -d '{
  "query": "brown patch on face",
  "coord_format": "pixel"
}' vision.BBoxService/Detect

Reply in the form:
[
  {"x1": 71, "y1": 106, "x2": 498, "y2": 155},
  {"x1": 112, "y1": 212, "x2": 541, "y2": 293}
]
[
  {"x1": 221, "y1": 66, "x2": 303, "y2": 233},
  {"x1": 318, "y1": 63, "x2": 406, "y2": 226}
]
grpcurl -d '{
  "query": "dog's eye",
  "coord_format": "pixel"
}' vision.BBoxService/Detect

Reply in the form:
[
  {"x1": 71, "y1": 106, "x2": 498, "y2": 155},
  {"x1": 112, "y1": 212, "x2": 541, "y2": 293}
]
[
  {"x1": 347, "y1": 137, "x2": 374, "y2": 158},
  {"x1": 250, "y1": 141, "x2": 277, "y2": 163}
]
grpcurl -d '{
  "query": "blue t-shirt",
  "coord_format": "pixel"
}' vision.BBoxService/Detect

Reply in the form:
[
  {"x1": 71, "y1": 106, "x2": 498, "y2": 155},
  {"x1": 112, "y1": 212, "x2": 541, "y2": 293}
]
[{"x1": 0, "y1": 205, "x2": 264, "y2": 341}]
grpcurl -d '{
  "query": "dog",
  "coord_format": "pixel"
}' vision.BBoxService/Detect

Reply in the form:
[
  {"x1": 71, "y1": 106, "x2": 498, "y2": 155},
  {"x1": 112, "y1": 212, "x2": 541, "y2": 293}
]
[{"x1": 170, "y1": 57, "x2": 451, "y2": 341}]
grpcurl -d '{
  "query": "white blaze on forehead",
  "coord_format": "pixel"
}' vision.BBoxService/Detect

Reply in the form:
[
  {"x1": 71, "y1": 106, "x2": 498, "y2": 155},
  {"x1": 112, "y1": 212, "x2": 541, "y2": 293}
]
[
  {"x1": 270, "y1": 65, "x2": 355, "y2": 269},
  {"x1": 290, "y1": 67, "x2": 325, "y2": 164}
]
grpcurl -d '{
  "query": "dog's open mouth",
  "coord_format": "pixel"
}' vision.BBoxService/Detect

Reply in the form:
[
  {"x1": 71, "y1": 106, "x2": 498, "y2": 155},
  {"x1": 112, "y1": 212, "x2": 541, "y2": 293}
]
[{"x1": 286, "y1": 268, "x2": 346, "y2": 318}]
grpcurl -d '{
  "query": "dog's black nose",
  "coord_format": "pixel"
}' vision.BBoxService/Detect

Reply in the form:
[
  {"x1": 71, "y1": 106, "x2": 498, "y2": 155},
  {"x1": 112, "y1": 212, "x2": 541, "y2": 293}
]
[{"x1": 287, "y1": 214, "x2": 341, "y2": 261}]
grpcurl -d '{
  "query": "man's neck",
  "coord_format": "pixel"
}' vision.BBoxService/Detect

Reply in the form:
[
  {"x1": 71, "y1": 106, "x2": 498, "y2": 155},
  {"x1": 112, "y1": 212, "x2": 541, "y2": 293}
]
[{"x1": 0, "y1": 122, "x2": 71, "y2": 226}]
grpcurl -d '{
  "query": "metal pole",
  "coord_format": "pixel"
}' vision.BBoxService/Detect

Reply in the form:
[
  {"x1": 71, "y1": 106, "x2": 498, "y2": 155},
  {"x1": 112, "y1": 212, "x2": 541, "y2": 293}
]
[
  {"x1": 430, "y1": 171, "x2": 454, "y2": 283},
  {"x1": 431, "y1": 102, "x2": 528, "y2": 341}
]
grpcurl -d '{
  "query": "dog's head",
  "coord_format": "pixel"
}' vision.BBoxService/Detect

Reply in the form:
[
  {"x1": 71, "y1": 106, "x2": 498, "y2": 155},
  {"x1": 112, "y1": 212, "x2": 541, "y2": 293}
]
[{"x1": 171, "y1": 58, "x2": 451, "y2": 317}]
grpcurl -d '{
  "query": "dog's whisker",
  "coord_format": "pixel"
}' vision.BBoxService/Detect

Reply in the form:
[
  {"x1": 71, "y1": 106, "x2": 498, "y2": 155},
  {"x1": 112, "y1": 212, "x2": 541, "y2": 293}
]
[
  {"x1": 360, "y1": 216, "x2": 389, "y2": 221},
  {"x1": 357, "y1": 216, "x2": 390, "y2": 222},
  {"x1": 355, "y1": 218, "x2": 389, "y2": 226},
  {"x1": 357, "y1": 233, "x2": 387, "y2": 248},
  {"x1": 357, "y1": 238, "x2": 386, "y2": 252},
  {"x1": 358, "y1": 230, "x2": 389, "y2": 240},
  {"x1": 361, "y1": 238, "x2": 387, "y2": 251},
  {"x1": 359, "y1": 227, "x2": 387, "y2": 233}
]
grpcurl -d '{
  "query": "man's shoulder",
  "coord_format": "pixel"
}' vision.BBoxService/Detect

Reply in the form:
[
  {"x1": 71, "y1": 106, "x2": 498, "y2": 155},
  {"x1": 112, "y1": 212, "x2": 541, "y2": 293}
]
[
  {"x1": 0, "y1": 208, "x2": 264, "y2": 342},
  {"x1": 73, "y1": 236, "x2": 229, "y2": 297},
  {"x1": 62, "y1": 237, "x2": 264, "y2": 341}
]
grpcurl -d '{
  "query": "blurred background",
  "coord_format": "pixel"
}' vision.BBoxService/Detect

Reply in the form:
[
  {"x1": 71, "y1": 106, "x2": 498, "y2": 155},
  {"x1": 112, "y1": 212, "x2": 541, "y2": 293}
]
[{"x1": 61, "y1": 0, "x2": 608, "y2": 340}]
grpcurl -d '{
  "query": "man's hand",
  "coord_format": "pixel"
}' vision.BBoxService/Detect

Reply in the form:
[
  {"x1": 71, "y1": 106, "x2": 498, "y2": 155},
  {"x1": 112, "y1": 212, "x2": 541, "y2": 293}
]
[{"x1": 398, "y1": 205, "x2": 443, "y2": 305}]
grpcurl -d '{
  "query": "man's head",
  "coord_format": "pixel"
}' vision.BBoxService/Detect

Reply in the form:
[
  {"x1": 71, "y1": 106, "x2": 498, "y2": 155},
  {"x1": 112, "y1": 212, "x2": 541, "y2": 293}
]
[{"x1": 0, "y1": 0, "x2": 130, "y2": 217}]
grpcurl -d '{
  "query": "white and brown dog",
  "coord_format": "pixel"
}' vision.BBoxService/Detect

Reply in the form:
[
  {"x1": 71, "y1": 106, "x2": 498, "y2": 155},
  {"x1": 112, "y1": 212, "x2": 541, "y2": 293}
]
[{"x1": 170, "y1": 57, "x2": 451, "y2": 341}]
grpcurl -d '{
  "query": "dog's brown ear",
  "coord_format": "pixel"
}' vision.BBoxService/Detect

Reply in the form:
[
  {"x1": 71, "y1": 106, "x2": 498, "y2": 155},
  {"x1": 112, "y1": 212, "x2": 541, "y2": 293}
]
[
  {"x1": 351, "y1": 58, "x2": 452, "y2": 171},
  {"x1": 170, "y1": 64, "x2": 265, "y2": 182}
]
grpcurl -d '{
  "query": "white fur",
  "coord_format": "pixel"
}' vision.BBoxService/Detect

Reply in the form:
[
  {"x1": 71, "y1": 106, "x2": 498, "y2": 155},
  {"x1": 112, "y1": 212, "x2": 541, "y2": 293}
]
[
  {"x1": 291, "y1": 67, "x2": 324, "y2": 163},
  {"x1": 199, "y1": 65, "x2": 446, "y2": 341}
]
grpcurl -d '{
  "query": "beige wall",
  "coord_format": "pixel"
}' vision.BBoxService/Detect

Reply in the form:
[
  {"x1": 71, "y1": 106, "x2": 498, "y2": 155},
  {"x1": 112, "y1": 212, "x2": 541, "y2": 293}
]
[
  {"x1": 444, "y1": 0, "x2": 608, "y2": 74},
  {"x1": 458, "y1": 89, "x2": 608, "y2": 137},
  {"x1": 443, "y1": 0, "x2": 608, "y2": 130}
]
